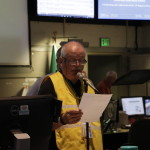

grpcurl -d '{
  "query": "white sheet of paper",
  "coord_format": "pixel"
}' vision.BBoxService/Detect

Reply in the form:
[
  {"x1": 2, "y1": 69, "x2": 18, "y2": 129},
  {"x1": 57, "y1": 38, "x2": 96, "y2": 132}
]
[{"x1": 79, "y1": 93, "x2": 112, "y2": 122}]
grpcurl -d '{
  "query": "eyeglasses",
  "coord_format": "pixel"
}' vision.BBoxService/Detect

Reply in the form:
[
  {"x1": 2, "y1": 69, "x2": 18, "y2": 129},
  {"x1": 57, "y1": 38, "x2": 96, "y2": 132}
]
[{"x1": 63, "y1": 57, "x2": 87, "y2": 65}]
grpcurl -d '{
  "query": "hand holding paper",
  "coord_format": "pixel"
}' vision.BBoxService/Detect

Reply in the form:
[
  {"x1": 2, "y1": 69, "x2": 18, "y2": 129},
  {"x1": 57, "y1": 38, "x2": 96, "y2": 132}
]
[{"x1": 79, "y1": 93, "x2": 112, "y2": 122}]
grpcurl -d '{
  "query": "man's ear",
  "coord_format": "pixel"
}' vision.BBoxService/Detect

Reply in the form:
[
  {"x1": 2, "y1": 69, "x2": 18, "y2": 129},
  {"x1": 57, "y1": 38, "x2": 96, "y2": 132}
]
[{"x1": 59, "y1": 56, "x2": 63, "y2": 68}]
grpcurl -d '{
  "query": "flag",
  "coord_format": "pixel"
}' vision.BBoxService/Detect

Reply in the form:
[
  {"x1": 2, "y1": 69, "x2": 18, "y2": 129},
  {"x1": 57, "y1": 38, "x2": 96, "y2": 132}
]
[{"x1": 50, "y1": 45, "x2": 57, "y2": 73}]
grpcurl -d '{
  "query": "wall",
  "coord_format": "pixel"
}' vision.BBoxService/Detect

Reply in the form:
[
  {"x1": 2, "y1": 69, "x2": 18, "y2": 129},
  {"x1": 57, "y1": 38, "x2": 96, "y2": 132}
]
[
  {"x1": 0, "y1": 21, "x2": 150, "y2": 97},
  {"x1": 31, "y1": 21, "x2": 137, "y2": 48}
]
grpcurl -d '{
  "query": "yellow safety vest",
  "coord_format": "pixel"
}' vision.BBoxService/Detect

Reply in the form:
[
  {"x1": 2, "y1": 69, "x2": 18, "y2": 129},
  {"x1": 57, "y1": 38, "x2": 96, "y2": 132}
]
[{"x1": 49, "y1": 72, "x2": 103, "y2": 150}]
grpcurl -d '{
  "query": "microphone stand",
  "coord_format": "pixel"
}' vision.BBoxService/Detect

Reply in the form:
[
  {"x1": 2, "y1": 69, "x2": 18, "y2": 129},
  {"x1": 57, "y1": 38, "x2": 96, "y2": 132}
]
[
  {"x1": 86, "y1": 122, "x2": 89, "y2": 150},
  {"x1": 83, "y1": 80, "x2": 89, "y2": 150},
  {"x1": 83, "y1": 78, "x2": 100, "y2": 94},
  {"x1": 77, "y1": 72, "x2": 101, "y2": 150}
]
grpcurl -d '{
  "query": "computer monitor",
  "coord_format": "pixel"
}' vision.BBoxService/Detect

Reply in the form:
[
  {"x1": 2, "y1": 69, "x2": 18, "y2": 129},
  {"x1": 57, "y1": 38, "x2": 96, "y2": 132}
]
[
  {"x1": 0, "y1": 95, "x2": 62, "y2": 150},
  {"x1": 121, "y1": 97, "x2": 144, "y2": 116},
  {"x1": 143, "y1": 97, "x2": 150, "y2": 116},
  {"x1": 37, "y1": 0, "x2": 95, "y2": 19},
  {"x1": 98, "y1": 0, "x2": 150, "y2": 20}
]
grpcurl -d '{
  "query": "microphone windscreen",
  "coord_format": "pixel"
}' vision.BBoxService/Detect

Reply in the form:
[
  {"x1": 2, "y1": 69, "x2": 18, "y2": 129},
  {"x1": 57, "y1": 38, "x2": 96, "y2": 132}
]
[{"x1": 77, "y1": 72, "x2": 84, "y2": 80}]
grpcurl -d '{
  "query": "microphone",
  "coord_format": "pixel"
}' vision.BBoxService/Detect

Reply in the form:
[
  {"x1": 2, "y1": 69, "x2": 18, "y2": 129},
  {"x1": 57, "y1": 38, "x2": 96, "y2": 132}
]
[{"x1": 77, "y1": 72, "x2": 100, "y2": 93}]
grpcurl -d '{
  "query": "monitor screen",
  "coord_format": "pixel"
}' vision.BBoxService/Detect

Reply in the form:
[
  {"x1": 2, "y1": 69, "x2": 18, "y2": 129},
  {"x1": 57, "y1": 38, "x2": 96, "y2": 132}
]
[
  {"x1": 144, "y1": 97, "x2": 150, "y2": 116},
  {"x1": 121, "y1": 97, "x2": 144, "y2": 116},
  {"x1": 0, "y1": 95, "x2": 62, "y2": 150},
  {"x1": 37, "y1": 0, "x2": 95, "y2": 19},
  {"x1": 98, "y1": 0, "x2": 150, "y2": 20}
]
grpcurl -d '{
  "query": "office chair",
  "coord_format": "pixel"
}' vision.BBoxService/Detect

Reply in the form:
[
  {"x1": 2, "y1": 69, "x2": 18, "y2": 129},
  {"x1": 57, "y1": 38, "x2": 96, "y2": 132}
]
[{"x1": 128, "y1": 119, "x2": 150, "y2": 150}]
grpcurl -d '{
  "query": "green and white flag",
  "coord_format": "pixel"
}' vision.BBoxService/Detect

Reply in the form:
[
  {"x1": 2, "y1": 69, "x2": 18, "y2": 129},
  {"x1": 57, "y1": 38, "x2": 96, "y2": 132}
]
[{"x1": 50, "y1": 45, "x2": 57, "y2": 73}]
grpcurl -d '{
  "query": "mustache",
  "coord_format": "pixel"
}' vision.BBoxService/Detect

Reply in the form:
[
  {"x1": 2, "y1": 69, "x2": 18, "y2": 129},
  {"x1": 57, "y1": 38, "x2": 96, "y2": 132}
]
[{"x1": 73, "y1": 68, "x2": 83, "y2": 72}]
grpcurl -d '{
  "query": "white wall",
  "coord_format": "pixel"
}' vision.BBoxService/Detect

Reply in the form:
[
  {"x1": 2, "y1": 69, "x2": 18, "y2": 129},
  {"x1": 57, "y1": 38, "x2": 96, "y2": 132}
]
[
  {"x1": 30, "y1": 21, "x2": 138, "y2": 49},
  {"x1": 130, "y1": 54, "x2": 150, "y2": 70}
]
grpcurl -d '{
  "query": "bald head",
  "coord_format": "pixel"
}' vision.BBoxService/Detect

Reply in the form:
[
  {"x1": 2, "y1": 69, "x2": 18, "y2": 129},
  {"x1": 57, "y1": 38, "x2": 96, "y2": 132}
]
[
  {"x1": 106, "y1": 71, "x2": 117, "y2": 79},
  {"x1": 105, "y1": 71, "x2": 117, "y2": 85},
  {"x1": 61, "y1": 41, "x2": 86, "y2": 58}
]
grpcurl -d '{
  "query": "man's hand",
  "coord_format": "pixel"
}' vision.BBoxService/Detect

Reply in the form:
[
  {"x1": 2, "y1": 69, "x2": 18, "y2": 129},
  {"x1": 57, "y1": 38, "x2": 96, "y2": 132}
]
[
  {"x1": 61, "y1": 109, "x2": 83, "y2": 124},
  {"x1": 52, "y1": 109, "x2": 83, "y2": 130}
]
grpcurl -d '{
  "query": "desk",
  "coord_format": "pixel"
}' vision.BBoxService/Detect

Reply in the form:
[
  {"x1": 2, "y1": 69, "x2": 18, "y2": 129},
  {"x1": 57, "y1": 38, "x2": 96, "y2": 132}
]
[{"x1": 103, "y1": 129, "x2": 129, "y2": 150}]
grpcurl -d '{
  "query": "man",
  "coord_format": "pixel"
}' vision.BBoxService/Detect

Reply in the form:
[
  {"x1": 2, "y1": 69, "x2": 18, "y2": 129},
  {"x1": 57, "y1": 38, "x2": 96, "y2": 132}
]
[
  {"x1": 38, "y1": 41, "x2": 103, "y2": 150},
  {"x1": 26, "y1": 47, "x2": 61, "y2": 96},
  {"x1": 96, "y1": 71, "x2": 117, "y2": 94}
]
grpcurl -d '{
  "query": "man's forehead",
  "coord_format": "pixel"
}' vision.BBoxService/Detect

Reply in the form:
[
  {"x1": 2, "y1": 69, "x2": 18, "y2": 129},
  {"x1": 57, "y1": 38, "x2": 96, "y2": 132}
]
[{"x1": 66, "y1": 53, "x2": 85, "y2": 58}]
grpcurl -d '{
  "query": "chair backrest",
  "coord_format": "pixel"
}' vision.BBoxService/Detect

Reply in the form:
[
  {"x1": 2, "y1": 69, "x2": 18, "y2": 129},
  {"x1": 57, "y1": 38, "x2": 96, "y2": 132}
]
[{"x1": 128, "y1": 119, "x2": 150, "y2": 150}]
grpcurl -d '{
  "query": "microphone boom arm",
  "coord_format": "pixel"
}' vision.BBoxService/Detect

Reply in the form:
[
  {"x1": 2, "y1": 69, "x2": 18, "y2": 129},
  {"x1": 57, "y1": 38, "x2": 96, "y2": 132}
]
[
  {"x1": 77, "y1": 72, "x2": 100, "y2": 94},
  {"x1": 83, "y1": 78, "x2": 100, "y2": 94}
]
